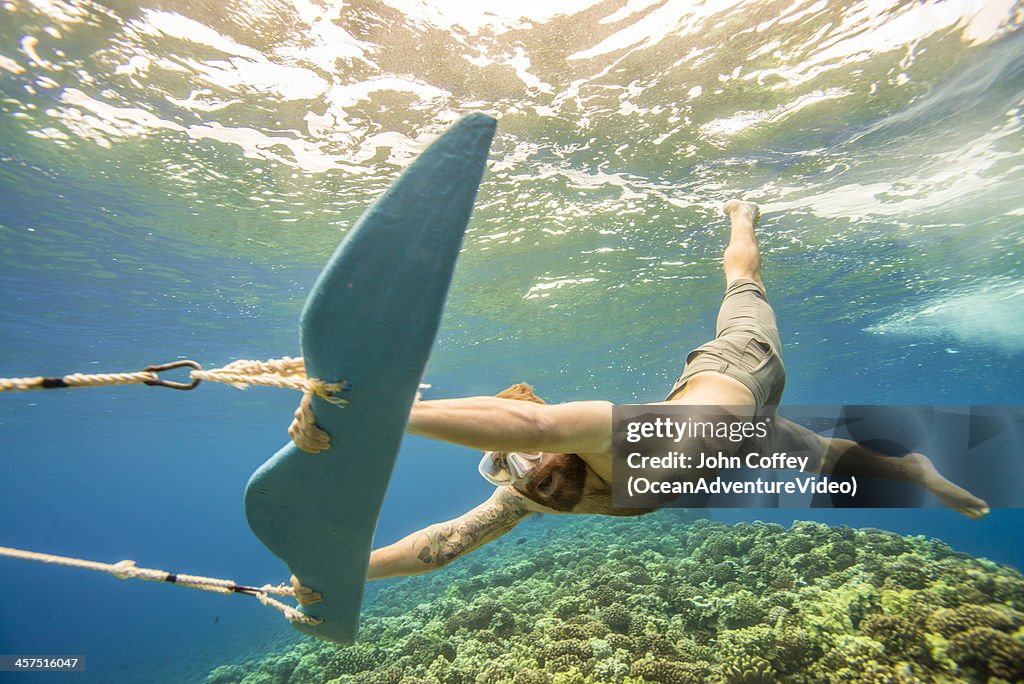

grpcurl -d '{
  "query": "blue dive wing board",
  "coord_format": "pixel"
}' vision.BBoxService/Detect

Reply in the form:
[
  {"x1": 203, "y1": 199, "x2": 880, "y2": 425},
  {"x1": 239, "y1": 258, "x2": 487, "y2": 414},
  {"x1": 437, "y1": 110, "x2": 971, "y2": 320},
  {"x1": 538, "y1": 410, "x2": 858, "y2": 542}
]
[{"x1": 244, "y1": 112, "x2": 496, "y2": 644}]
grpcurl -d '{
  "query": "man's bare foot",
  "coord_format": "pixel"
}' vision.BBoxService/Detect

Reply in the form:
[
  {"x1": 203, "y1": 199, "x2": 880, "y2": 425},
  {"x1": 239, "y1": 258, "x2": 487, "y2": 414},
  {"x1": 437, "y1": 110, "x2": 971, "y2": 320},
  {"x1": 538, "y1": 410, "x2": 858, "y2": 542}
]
[
  {"x1": 723, "y1": 199, "x2": 760, "y2": 226},
  {"x1": 911, "y1": 453, "x2": 990, "y2": 519}
]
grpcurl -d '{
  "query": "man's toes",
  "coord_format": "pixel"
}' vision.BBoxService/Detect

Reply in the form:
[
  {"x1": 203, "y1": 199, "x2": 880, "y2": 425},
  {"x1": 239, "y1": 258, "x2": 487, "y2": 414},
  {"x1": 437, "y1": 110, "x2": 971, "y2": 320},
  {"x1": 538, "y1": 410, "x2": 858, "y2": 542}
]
[
  {"x1": 955, "y1": 505, "x2": 990, "y2": 519},
  {"x1": 723, "y1": 199, "x2": 760, "y2": 224}
]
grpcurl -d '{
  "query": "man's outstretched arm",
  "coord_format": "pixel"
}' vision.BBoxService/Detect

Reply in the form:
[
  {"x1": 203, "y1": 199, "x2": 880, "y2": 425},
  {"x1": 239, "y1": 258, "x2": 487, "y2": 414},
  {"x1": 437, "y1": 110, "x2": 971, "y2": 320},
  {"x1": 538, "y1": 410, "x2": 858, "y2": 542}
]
[
  {"x1": 367, "y1": 486, "x2": 534, "y2": 579},
  {"x1": 292, "y1": 487, "x2": 532, "y2": 604},
  {"x1": 407, "y1": 396, "x2": 613, "y2": 455},
  {"x1": 289, "y1": 392, "x2": 612, "y2": 456},
  {"x1": 292, "y1": 486, "x2": 534, "y2": 602}
]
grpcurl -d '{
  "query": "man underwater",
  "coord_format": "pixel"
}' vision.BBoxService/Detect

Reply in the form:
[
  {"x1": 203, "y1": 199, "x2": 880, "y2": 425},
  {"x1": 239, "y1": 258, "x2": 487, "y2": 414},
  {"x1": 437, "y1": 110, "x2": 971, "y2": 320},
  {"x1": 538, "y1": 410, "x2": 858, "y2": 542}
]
[{"x1": 289, "y1": 200, "x2": 988, "y2": 601}]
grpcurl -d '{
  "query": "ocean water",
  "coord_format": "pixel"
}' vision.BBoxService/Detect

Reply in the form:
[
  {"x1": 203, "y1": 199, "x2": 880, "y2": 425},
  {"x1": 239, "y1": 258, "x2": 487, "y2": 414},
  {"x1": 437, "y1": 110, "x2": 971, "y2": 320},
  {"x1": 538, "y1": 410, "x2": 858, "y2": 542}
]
[{"x1": 0, "y1": 0, "x2": 1022, "y2": 682}]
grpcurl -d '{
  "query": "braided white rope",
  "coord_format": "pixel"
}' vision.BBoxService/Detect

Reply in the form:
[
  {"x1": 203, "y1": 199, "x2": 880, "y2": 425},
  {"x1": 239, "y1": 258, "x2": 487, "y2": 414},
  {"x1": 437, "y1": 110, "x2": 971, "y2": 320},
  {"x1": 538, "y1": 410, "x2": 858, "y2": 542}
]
[{"x1": 0, "y1": 546, "x2": 321, "y2": 625}]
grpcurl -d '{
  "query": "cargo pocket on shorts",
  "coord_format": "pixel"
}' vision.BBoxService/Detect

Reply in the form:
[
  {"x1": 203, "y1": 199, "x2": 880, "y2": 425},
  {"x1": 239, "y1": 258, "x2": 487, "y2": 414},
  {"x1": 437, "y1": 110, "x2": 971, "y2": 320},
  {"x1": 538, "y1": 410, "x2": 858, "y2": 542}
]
[{"x1": 740, "y1": 337, "x2": 772, "y2": 373}]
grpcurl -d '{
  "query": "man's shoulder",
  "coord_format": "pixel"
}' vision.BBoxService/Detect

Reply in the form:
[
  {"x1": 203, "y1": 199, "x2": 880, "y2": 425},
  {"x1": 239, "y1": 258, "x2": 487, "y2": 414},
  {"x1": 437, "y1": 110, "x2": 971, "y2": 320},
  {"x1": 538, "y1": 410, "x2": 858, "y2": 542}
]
[{"x1": 494, "y1": 485, "x2": 556, "y2": 515}]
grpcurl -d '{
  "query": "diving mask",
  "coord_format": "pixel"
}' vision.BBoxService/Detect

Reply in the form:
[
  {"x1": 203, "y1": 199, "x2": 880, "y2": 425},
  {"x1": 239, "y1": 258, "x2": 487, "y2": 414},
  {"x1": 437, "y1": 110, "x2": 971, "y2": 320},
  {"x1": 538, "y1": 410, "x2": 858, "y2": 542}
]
[{"x1": 478, "y1": 451, "x2": 543, "y2": 486}]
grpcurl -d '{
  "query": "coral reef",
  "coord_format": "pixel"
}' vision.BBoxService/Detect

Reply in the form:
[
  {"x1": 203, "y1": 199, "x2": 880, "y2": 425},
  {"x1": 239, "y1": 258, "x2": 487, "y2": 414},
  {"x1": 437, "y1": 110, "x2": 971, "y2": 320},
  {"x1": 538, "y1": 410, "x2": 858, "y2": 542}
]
[{"x1": 205, "y1": 514, "x2": 1024, "y2": 683}]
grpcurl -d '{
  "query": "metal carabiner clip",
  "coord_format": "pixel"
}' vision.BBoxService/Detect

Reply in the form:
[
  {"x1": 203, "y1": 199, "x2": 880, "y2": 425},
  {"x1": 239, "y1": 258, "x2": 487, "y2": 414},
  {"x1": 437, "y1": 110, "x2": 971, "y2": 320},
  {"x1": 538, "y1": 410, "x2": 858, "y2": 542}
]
[{"x1": 141, "y1": 360, "x2": 203, "y2": 390}]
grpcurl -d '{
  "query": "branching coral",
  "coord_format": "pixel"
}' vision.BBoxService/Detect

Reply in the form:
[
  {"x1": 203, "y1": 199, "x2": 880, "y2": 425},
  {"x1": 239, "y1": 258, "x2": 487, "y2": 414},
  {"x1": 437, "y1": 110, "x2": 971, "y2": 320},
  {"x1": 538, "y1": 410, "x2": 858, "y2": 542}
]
[
  {"x1": 946, "y1": 626, "x2": 1024, "y2": 681},
  {"x1": 859, "y1": 613, "x2": 926, "y2": 660},
  {"x1": 925, "y1": 604, "x2": 1023, "y2": 637},
  {"x1": 598, "y1": 603, "x2": 633, "y2": 634},
  {"x1": 721, "y1": 654, "x2": 776, "y2": 684},
  {"x1": 629, "y1": 656, "x2": 699, "y2": 683},
  {"x1": 204, "y1": 513, "x2": 1024, "y2": 684}
]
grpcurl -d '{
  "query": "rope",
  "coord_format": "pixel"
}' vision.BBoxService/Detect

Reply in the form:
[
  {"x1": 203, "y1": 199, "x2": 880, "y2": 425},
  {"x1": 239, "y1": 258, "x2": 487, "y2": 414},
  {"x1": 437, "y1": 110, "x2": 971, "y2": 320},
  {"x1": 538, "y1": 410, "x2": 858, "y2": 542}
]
[
  {"x1": 0, "y1": 546, "x2": 322, "y2": 625},
  {"x1": 0, "y1": 358, "x2": 349, "y2": 628},
  {"x1": 192, "y1": 357, "x2": 349, "y2": 406},
  {"x1": 0, "y1": 357, "x2": 350, "y2": 405},
  {"x1": 0, "y1": 371, "x2": 164, "y2": 391}
]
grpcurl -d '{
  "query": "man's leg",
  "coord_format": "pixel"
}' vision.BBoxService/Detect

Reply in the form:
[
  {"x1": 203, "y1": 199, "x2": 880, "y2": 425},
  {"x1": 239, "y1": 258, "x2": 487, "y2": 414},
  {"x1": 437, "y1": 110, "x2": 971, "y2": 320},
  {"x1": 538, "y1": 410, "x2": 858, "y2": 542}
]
[
  {"x1": 665, "y1": 199, "x2": 784, "y2": 406},
  {"x1": 822, "y1": 438, "x2": 990, "y2": 519},
  {"x1": 770, "y1": 416, "x2": 989, "y2": 518},
  {"x1": 722, "y1": 199, "x2": 764, "y2": 289}
]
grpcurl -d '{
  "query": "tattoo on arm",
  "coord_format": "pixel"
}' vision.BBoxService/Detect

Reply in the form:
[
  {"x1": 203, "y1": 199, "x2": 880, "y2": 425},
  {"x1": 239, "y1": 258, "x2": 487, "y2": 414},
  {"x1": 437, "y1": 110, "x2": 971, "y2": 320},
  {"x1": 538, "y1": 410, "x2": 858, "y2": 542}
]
[{"x1": 416, "y1": 490, "x2": 530, "y2": 567}]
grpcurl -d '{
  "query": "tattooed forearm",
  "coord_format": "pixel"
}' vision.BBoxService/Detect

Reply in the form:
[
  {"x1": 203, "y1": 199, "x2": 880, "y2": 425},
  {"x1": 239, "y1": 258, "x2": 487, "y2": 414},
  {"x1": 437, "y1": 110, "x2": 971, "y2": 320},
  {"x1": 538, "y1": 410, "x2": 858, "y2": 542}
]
[
  {"x1": 415, "y1": 491, "x2": 530, "y2": 567},
  {"x1": 418, "y1": 524, "x2": 463, "y2": 566}
]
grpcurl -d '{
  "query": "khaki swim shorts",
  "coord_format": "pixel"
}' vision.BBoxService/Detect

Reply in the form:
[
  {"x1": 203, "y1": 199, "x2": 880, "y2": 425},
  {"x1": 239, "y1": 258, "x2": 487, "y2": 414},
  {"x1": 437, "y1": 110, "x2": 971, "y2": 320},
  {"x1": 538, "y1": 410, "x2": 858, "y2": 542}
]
[{"x1": 667, "y1": 278, "x2": 786, "y2": 410}]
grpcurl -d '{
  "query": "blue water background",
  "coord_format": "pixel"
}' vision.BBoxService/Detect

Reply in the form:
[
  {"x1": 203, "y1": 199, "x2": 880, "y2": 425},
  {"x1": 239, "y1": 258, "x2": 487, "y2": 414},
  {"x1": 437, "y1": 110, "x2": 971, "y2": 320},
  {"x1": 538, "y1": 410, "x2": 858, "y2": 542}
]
[
  {"x1": 2, "y1": 171, "x2": 1023, "y2": 682},
  {"x1": 1, "y1": 1, "x2": 1023, "y2": 681}
]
